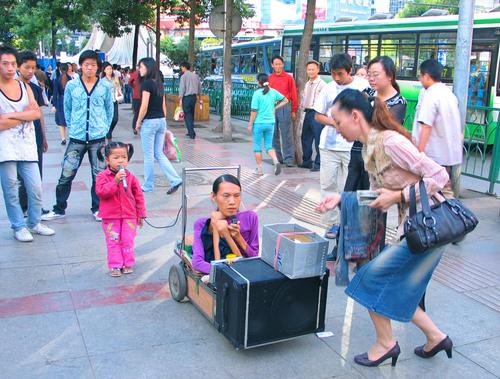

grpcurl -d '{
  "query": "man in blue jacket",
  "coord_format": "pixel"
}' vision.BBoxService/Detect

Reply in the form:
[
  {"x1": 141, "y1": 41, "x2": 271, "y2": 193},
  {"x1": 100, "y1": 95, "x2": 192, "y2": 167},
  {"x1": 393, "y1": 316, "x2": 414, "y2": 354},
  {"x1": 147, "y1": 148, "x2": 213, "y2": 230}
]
[{"x1": 42, "y1": 50, "x2": 113, "y2": 221}]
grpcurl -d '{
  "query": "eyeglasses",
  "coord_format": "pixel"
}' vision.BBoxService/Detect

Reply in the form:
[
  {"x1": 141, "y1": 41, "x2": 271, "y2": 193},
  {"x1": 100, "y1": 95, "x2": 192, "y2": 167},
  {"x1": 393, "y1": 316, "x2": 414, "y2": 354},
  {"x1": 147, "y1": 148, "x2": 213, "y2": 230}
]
[{"x1": 367, "y1": 72, "x2": 382, "y2": 79}]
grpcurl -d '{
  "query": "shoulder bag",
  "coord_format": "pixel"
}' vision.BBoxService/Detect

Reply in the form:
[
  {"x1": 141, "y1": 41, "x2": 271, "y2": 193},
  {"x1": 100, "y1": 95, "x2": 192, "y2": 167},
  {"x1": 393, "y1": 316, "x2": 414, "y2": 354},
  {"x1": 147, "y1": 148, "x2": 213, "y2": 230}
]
[{"x1": 404, "y1": 180, "x2": 478, "y2": 254}]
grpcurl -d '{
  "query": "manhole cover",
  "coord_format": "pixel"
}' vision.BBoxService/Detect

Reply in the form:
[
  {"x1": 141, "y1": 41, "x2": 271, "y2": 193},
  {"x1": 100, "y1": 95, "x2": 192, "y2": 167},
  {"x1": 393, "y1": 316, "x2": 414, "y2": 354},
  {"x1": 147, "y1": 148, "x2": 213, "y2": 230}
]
[{"x1": 153, "y1": 172, "x2": 211, "y2": 188}]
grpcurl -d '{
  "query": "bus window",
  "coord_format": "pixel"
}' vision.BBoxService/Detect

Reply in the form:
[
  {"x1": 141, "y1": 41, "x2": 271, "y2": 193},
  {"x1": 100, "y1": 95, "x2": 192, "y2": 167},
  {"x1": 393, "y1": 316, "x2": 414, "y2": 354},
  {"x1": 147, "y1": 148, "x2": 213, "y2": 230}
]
[
  {"x1": 418, "y1": 32, "x2": 456, "y2": 81},
  {"x1": 380, "y1": 33, "x2": 417, "y2": 78},
  {"x1": 272, "y1": 42, "x2": 281, "y2": 60},
  {"x1": 231, "y1": 54, "x2": 240, "y2": 74},
  {"x1": 282, "y1": 38, "x2": 293, "y2": 72},
  {"x1": 347, "y1": 34, "x2": 379, "y2": 72},
  {"x1": 468, "y1": 51, "x2": 491, "y2": 107},
  {"x1": 319, "y1": 35, "x2": 346, "y2": 73}
]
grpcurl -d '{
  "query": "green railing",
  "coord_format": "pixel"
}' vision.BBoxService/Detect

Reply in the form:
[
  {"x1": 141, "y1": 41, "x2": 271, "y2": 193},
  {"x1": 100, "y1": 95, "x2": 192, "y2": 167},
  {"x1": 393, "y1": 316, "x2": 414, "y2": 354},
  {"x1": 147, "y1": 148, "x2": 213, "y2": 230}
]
[
  {"x1": 462, "y1": 105, "x2": 500, "y2": 194},
  {"x1": 164, "y1": 78, "x2": 257, "y2": 121}
]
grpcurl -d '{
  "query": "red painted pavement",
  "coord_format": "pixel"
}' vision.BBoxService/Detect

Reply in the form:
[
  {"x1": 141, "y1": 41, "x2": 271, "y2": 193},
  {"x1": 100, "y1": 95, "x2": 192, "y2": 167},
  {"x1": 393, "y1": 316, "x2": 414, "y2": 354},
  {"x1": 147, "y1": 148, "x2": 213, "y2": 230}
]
[
  {"x1": 43, "y1": 181, "x2": 88, "y2": 191},
  {"x1": 0, "y1": 282, "x2": 171, "y2": 318}
]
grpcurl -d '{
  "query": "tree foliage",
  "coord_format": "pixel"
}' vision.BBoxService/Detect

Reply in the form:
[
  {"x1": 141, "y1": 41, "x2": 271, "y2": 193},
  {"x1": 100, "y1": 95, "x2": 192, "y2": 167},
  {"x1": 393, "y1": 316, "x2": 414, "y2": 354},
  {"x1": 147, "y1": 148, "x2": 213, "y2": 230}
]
[
  {"x1": 9, "y1": 0, "x2": 91, "y2": 56},
  {"x1": 160, "y1": 35, "x2": 201, "y2": 64},
  {"x1": 397, "y1": 0, "x2": 459, "y2": 18},
  {"x1": 0, "y1": 0, "x2": 17, "y2": 44}
]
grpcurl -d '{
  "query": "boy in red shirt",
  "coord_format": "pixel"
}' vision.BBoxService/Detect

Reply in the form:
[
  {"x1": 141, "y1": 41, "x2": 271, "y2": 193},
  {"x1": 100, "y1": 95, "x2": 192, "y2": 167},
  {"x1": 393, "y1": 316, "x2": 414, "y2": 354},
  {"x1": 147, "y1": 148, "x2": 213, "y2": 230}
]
[{"x1": 269, "y1": 56, "x2": 298, "y2": 167}]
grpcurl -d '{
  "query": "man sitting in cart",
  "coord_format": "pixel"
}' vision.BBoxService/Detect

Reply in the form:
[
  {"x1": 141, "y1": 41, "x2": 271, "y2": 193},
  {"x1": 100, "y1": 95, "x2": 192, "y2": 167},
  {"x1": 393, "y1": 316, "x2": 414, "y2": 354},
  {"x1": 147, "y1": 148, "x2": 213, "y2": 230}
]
[{"x1": 191, "y1": 174, "x2": 259, "y2": 274}]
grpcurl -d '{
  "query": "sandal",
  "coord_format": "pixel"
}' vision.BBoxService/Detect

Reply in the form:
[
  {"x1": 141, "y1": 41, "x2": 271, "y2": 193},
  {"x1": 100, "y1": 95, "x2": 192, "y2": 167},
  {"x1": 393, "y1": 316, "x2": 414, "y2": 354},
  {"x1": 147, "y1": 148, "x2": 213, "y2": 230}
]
[
  {"x1": 110, "y1": 268, "x2": 122, "y2": 277},
  {"x1": 122, "y1": 266, "x2": 133, "y2": 274}
]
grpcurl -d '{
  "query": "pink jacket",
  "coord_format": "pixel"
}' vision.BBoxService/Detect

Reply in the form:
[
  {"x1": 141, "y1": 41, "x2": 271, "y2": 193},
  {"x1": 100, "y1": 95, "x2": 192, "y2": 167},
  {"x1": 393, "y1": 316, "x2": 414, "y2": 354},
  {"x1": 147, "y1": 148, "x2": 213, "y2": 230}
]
[{"x1": 96, "y1": 167, "x2": 147, "y2": 219}]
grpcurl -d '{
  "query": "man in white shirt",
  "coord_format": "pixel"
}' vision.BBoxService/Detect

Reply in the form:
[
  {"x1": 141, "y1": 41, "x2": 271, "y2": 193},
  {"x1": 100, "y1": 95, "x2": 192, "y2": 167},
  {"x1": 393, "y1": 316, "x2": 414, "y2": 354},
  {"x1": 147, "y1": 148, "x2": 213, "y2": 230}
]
[
  {"x1": 314, "y1": 53, "x2": 369, "y2": 238},
  {"x1": 299, "y1": 60, "x2": 327, "y2": 172},
  {"x1": 413, "y1": 59, "x2": 463, "y2": 197}
]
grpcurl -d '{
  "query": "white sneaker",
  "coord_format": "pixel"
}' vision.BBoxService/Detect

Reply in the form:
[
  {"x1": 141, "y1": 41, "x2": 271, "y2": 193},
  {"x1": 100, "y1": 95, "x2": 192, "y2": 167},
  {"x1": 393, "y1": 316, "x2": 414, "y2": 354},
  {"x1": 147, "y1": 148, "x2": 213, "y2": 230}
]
[
  {"x1": 93, "y1": 211, "x2": 102, "y2": 222},
  {"x1": 14, "y1": 228, "x2": 34, "y2": 242},
  {"x1": 29, "y1": 223, "x2": 55, "y2": 236},
  {"x1": 41, "y1": 211, "x2": 65, "y2": 221}
]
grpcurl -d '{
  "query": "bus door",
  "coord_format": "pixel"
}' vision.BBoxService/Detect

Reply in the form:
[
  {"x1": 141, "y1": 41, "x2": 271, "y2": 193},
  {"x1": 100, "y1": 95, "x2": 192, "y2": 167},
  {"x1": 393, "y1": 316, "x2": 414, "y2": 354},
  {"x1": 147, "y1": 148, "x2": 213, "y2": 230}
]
[{"x1": 468, "y1": 49, "x2": 493, "y2": 107}]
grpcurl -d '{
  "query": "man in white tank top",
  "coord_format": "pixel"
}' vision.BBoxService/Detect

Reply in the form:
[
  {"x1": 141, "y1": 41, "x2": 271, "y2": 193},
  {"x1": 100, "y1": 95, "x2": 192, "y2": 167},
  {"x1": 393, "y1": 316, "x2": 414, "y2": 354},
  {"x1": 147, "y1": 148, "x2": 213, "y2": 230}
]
[{"x1": 0, "y1": 45, "x2": 55, "y2": 242}]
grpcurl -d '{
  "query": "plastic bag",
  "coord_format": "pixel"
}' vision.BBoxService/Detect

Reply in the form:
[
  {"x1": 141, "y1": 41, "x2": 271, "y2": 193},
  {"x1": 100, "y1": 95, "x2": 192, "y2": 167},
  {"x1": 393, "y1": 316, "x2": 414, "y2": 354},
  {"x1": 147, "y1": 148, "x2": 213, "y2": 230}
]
[
  {"x1": 164, "y1": 130, "x2": 181, "y2": 162},
  {"x1": 173, "y1": 106, "x2": 184, "y2": 121}
]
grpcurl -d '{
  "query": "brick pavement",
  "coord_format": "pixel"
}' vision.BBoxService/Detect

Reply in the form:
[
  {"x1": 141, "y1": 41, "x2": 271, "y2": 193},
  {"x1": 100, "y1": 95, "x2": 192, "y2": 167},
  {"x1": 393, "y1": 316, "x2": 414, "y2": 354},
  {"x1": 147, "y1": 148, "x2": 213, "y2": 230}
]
[{"x1": 0, "y1": 104, "x2": 499, "y2": 379}]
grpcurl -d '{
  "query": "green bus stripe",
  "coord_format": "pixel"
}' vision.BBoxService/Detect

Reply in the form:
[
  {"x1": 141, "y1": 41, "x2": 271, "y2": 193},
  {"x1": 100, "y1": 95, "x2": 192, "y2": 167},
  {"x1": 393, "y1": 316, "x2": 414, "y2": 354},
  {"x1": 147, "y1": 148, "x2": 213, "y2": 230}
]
[{"x1": 284, "y1": 17, "x2": 500, "y2": 35}]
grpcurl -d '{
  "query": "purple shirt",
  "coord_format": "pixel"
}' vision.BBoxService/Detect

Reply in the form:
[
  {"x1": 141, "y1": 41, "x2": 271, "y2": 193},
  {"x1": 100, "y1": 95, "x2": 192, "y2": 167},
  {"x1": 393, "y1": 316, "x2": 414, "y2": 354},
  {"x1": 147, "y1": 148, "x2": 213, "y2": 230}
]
[{"x1": 192, "y1": 210, "x2": 260, "y2": 273}]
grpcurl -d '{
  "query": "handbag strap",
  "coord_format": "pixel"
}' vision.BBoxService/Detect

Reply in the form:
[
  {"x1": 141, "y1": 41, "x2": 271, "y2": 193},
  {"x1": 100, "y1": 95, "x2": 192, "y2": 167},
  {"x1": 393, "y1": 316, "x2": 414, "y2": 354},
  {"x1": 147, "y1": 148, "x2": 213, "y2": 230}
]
[
  {"x1": 418, "y1": 179, "x2": 433, "y2": 217},
  {"x1": 409, "y1": 183, "x2": 417, "y2": 217}
]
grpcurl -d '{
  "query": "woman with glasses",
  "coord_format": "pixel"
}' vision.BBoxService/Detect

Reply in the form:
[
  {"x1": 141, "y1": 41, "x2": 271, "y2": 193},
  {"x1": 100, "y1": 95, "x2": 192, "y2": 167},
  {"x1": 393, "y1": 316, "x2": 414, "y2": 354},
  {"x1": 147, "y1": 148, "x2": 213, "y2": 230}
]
[{"x1": 343, "y1": 56, "x2": 407, "y2": 193}]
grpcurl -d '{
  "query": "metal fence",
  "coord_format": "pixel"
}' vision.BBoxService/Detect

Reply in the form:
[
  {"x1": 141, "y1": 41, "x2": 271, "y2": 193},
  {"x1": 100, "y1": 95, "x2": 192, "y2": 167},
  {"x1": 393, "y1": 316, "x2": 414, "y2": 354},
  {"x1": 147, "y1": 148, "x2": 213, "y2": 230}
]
[
  {"x1": 165, "y1": 80, "x2": 499, "y2": 193},
  {"x1": 163, "y1": 78, "x2": 257, "y2": 121}
]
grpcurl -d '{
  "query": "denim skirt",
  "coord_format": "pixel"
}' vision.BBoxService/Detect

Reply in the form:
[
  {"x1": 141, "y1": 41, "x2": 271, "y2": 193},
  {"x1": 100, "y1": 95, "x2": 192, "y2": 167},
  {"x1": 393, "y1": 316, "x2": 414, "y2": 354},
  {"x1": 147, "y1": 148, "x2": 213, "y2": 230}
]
[{"x1": 345, "y1": 239, "x2": 443, "y2": 322}]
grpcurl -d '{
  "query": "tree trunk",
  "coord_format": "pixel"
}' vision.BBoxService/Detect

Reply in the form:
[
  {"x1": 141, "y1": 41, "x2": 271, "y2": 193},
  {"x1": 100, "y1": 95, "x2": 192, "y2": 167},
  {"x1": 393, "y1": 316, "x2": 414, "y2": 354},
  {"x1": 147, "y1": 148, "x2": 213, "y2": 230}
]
[
  {"x1": 132, "y1": 23, "x2": 140, "y2": 69},
  {"x1": 156, "y1": 4, "x2": 161, "y2": 66},
  {"x1": 51, "y1": 16, "x2": 57, "y2": 59},
  {"x1": 222, "y1": 0, "x2": 233, "y2": 142},
  {"x1": 293, "y1": 0, "x2": 316, "y2": 165},
  {"x1": 188, "y1": 0, "x2": 196, "y2": 68}
]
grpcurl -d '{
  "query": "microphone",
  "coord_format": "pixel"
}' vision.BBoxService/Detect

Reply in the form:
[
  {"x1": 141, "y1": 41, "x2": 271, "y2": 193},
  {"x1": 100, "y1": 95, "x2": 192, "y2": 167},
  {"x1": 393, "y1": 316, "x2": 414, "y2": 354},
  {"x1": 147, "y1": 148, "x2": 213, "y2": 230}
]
[{"x1": 118, "y1": 165, "x2": 127, "y2": 190}]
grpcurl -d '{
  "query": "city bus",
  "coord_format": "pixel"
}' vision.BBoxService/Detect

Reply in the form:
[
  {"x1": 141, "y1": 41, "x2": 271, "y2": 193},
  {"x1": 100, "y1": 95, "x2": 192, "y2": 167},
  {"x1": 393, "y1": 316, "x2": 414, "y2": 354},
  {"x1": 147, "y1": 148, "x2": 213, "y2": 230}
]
[
  {"x1": 282, "y1": 13, "x2": 500, "y2": 142},
  {"x1": 199, "y1": 38, "x2": 281, "y2": 82}
]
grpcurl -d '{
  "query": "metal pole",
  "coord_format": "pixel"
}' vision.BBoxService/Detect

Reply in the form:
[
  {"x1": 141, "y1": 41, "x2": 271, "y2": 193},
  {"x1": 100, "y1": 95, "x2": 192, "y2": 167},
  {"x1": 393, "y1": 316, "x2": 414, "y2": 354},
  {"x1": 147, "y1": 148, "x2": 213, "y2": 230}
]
[
  {"x1": 222, "y1": 0, "x2": 233, "y2": 142},
  {"x1": 452, "y1": 0, "x2": 475, "y2": 197}
]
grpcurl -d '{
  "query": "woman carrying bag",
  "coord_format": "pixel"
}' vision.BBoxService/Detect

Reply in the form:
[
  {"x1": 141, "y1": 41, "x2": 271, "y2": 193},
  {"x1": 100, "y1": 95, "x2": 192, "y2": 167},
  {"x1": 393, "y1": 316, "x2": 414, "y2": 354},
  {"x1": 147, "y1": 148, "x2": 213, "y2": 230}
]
[
  {"x1": 317, "y1": 89, "x2": 453, "y2": 368},
  {"x1": 134, "y1": 57, "x2": 182, "y2": 195}
]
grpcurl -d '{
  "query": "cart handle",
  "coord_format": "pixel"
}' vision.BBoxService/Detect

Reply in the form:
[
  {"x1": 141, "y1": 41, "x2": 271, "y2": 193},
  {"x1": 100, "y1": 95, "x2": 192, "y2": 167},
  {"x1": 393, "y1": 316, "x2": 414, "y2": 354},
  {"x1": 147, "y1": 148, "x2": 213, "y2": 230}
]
[{"x1": 181, "y1": 165, "x2": 242, "y2": 253}]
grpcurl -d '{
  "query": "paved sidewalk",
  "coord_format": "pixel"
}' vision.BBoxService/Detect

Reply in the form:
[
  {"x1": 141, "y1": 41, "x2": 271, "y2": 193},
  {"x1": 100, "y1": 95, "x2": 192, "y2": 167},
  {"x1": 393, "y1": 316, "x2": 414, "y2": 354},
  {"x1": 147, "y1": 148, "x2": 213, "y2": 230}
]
[{"x1": 0, "y1": 104, "x2": 499, "y2": 379}]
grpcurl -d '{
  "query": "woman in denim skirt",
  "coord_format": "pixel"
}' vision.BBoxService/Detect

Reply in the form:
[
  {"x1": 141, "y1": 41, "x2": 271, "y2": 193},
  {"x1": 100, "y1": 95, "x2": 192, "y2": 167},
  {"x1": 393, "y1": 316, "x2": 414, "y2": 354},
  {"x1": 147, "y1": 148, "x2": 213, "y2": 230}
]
[
  {"x1": 317, "y1": 89, "x2": 453, "y2": 368},
  {"x1": 135, "y1": 58, "x2": 182, "y2": 195}
]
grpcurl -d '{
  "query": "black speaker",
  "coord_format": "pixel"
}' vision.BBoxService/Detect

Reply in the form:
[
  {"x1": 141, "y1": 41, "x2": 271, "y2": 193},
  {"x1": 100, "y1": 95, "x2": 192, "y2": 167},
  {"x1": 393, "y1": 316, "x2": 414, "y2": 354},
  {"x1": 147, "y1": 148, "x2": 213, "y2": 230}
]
[{"x1": 214, "y1": 258, "x2": 329, "y2": 349}]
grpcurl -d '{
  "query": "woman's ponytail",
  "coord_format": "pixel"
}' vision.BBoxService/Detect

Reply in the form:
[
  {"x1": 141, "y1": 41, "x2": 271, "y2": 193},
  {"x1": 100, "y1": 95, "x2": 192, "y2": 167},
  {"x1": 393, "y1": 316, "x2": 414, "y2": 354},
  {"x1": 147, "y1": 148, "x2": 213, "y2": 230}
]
[{"x1": 256, "y1": 73, "x2": 270, "y2": 95}]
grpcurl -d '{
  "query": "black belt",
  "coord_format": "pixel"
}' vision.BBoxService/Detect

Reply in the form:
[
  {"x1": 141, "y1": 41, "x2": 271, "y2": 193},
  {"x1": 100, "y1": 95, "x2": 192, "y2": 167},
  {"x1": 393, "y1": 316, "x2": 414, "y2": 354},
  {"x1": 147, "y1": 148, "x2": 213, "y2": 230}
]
[
  {"x1": 304, "y1": 108, "x2": 315, "y2": 112},
  {"x1": 183, "y1": 94, "x2": 197, "y2": 97},
  {"x1": 69, "y1": 137, "x2": 106, "y2": 145}
]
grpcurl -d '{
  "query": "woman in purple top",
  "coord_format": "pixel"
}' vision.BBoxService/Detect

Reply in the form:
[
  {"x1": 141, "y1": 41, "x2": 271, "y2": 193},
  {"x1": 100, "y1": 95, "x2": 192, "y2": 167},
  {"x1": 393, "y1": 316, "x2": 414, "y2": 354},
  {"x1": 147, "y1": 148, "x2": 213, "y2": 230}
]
[{"x1": 192, "y1": 174, "x2": 259, "y2": 274}]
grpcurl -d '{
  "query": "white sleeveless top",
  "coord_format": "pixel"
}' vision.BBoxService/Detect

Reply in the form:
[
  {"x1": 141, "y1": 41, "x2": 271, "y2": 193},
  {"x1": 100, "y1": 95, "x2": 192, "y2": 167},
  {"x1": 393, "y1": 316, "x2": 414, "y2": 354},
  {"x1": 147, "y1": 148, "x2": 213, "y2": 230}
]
[{"x1": 0, "y1": 81, "x2": 37, "y2": 162}]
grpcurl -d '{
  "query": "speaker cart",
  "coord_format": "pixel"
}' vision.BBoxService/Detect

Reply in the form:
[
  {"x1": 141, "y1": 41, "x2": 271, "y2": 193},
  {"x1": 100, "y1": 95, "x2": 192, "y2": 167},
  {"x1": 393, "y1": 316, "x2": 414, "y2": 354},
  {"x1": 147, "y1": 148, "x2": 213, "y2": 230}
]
[
  {"x1": 168, "y1": 165, "x2": 329, "y2": 350},
  {"x1": 168, "y1": 166, "x2": 242, "y2": 324}
]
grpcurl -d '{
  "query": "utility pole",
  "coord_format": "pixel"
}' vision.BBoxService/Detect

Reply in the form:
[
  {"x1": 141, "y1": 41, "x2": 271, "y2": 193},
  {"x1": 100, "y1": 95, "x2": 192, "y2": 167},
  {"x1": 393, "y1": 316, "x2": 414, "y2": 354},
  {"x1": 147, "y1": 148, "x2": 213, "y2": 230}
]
[
  {"x1": 222, "y1": 0, "x2": 233, "y2": 142},
  {"x1": 453, "y1": 0, "x2": 475, "y2": 127},
  {"x1": 452, "y1": 0, "x2": 475, "y2": 197}
]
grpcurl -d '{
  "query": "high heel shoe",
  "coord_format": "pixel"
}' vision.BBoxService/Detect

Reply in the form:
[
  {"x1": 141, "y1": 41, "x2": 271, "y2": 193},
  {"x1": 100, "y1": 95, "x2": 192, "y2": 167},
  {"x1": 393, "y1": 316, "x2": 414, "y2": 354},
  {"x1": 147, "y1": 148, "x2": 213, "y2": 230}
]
[
  {"x1": 414, "y1": 335, "x2": 453, "y2": 359},
  {"x1": 354, "y1": 342, "x2": 401, "y2": 367}
]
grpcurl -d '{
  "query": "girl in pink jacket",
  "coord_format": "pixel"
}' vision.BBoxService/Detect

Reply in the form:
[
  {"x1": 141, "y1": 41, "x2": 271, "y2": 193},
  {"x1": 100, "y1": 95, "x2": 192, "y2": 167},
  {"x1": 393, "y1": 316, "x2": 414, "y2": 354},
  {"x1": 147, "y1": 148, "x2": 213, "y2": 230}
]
[{"x1": 96, "y1": 142, "x2": 146, "y2": 277}]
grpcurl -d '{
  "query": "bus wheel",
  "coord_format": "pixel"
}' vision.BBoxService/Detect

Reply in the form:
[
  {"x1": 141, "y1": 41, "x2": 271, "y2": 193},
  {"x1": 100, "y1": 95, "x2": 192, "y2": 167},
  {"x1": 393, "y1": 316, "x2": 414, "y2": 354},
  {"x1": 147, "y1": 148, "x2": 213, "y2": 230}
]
[{"x1": 169, "y1": 263, "x2": 187, "y2": 302}]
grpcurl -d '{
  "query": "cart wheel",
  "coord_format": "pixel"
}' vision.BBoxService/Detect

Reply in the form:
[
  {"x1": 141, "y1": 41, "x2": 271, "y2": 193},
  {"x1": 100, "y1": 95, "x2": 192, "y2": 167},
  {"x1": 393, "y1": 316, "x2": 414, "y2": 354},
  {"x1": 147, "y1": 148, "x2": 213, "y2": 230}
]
[{"x1": 169, "y1": 263, "x2": 187, "y2": 302}]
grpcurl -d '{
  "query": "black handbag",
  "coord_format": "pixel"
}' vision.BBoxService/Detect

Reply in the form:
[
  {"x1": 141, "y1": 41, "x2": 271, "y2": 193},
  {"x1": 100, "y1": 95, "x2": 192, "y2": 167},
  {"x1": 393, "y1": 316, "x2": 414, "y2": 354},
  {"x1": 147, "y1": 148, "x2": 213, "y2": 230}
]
[{"x1": 403, "y1": 180, "x2": 479, "y2": 254}]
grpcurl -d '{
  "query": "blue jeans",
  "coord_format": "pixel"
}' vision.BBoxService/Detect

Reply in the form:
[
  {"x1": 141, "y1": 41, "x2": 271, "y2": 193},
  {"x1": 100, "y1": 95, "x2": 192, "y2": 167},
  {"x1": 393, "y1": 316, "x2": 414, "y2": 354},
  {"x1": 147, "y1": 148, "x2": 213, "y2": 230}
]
[
  {"x1": 140, "y1": 118, "x2": 182, "y2": 191},
  {"x1": 252, "y1": 123, "x2": 274, "y2": 152},
  {"x1": 301, "y1": 109, "x2": 324, "y2": 169},
  {"x1": 182, "y1": 94, "x2": 197, "y2": 137},
  {"x1": 53, "y1": 140, "x2": 104, "y2": 214},
  {"x1": 0, "y1": 161, "x2": 42, "y2": 231}
]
